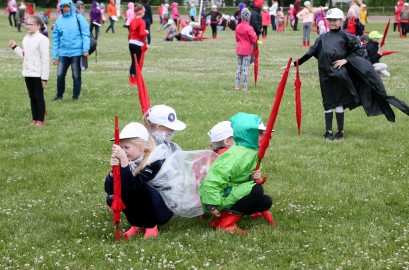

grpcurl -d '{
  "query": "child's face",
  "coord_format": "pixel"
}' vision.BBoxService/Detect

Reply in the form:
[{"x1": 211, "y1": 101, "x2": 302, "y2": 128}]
[
  {"x1": 362, "y1": 39, "x2": 368, "y2": 45},
  {"x1": 26, "y1": 18, "x2": 41, "y2": 34},
  {"x1": 223, "y1": 137, "x2": 235, "y2": 148},
  {"x1": 328, "y1": 18, "x2": 342, "y2": 30},
  {"x1": 120, "y1": 139, "x2": 145, "y2": 161}
]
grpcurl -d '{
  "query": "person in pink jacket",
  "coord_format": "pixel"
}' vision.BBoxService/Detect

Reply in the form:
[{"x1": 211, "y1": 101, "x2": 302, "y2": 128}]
[
  {"x1": 125, "y1": 2, "x2": 135, "y2": 27},
  {"x1": 234, "y1": 8, "x2": 257, "y2": 92},
  {"x1": 261, "y1": 6, "x2": 271, "y2": 39},
  {"x1": 171, "y1": 2, "x2": 179, "y2": 28}
]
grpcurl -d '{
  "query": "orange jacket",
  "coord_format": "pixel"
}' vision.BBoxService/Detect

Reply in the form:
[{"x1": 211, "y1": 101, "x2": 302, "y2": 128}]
[{"x1": 108, "y1": 0, "x2": 117, "y2": 18}]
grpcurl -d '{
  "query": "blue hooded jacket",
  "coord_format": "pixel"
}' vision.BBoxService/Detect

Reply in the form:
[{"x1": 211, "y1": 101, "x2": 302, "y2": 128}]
[{"x1": 52, "y1": 0, "x2": 90, "y2": 59}]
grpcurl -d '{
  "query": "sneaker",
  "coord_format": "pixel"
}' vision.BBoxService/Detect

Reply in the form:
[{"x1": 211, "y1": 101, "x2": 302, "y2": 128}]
[
  {"x1": 333, "y1": 131, "x2": 344, "y2": 140},
  {"x1": 123, "y1": 226, "x2": 139, "y2": 240},
  {"x1": 31, "y1": 120, "x2": 37, "y2": 126},
  {"x1": 52, "y1": 96, "x2": 62, "y2": 101},
  {"x1": 36, "y1": 121, "x2": 45, "y2": 126},
  {"x1": 323, "y1": 130, "x2": 333, "y2": 140},
  {"x1": 234, "y1": 86, "x2": 240, "y2": 91},
  {"x1": 241, "y1": 88, "x2": 248, "y2": 92},
  {"x1": 144, "y1": 226, "x2": 159, "y2": 238},
  {"x1": 72, "y1": 97, "x2": 79, "y2": 101}
]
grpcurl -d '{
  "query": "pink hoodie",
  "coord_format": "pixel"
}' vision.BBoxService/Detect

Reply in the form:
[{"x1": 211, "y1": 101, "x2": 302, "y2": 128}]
[
  {"x1": 235, "y1": 21, "x2": 257, "y2": 55},
  {"x1": 172, "y1": 2, "x2": 179, "y2": 20},
  {"x1": 126, "y1": 2, "x2": 135, "y2": 25}
]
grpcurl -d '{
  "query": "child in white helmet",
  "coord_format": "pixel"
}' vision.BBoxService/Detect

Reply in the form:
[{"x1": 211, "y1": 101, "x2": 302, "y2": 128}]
[
  {"x1": 105, "y1": 122, "x2": 173, "y2": 239},
  {"x1": 142, "y1": 104, "x2": 186, "y2": 153}
]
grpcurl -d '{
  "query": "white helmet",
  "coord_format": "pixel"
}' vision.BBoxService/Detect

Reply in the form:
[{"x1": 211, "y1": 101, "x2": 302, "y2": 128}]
[
  {"x1": 326, "y1": 8, "x2": 344, "y2": 19},
  {"x1": 304, "y1": 1, "x2": 311, "y2": 7}
]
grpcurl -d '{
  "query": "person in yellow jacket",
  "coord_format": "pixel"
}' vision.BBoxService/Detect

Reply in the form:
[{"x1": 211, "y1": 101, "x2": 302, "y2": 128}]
[{"x1": 359, "y1": 3, "x2": 368, "y2": 31}]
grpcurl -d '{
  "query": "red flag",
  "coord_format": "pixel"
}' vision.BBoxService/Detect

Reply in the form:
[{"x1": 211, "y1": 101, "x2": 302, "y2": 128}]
[
  {"x1": 380, "y1": 19, "x2": 390, "y2": 47},
  {"x1": 294, "y1": 59, "x2": 302, "y2": 135},
  {"x1": 254, "y1": 58, "x2": 293, "y2": 185},
  {"x1": 254, "y1": 45, "x2": 259, "y2": 87},
  {"x1": 111, "y1": 116, "x2": 126, "y2": 242},
  {"x1": 131, "y1": 54, "x2": 151, "y2": 114}
]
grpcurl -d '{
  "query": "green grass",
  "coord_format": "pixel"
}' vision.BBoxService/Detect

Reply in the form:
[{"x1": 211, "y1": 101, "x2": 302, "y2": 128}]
[{"x1": 1, "y1": 15, "x2": 408, "y2": 269}]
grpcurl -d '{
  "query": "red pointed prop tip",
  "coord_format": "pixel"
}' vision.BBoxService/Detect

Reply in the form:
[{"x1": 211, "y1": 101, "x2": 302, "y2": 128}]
[
  {"x1": 111, "y1": 116, "x2": 126, "y2": 241},
  {"x1": 254, "y1": 46, "x2": 260, "y2": 87},
  {"x1": 132, "y1": 54, "x2": 151, "y2": 115},
  {"x1": 253, "y1": 58, "x2": 293, "y2": 185},
  {"x1": 380, "y1": 19, "x2": 390, "y2": 48},
  {"x1": 294, "y1": 59, "x2": 302, "y2": 136}
]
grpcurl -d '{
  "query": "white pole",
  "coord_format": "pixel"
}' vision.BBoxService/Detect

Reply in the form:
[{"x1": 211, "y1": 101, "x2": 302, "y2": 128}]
[
  {"x1": 116, "y1": 0, "x2": 121, "y2": 17},
  {"x1": 198, "y1": 0, "x2": 204, "y2": 27}
]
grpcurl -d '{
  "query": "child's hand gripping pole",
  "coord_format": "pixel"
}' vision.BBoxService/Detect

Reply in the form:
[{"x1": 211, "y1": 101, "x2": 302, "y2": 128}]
[{"x1": 253, "y1": 58, "x2": 293, "y2": 185}]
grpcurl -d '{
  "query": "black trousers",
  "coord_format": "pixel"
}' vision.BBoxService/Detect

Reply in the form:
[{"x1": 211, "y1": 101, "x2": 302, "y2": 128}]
[
  {"x1": 230, "y1": 184, "x2": 272, "y2": 215},
  {"x1": 129, "y1": 43, "x2": 142, "y2": 76},
  {"x1": 24, "y1": 77, "x2": 45, "y2": 122}
]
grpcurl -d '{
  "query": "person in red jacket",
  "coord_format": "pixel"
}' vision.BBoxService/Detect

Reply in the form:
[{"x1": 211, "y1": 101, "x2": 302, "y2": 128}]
[
  {"x1": 293, "y1": 0, "x2": 301, "y2": 31},
  {"x1": 261, "y1": 6, "x2": 271, "y2": 39},
  {"x1": 128, "y1": 4, "x2": 147, "y2": 82},
  {"x1": 234, "y1": 8, "x2": 257, "y2": 92}
]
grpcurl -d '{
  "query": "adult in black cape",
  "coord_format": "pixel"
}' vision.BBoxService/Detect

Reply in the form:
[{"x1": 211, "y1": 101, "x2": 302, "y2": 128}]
[{"x1": 294, "y1": 8, "x2": 409, "y2": 141}]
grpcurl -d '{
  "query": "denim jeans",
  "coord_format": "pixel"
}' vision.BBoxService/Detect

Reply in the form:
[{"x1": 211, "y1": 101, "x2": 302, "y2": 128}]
[{"x1": 56, "y1": 56, "x2": 82, "y2": 99}]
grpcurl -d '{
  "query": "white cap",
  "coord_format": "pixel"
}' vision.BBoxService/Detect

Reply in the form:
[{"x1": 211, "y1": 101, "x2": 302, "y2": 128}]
[
  {"x1": 111, "y1": 122, "x2": 149, "y2": 141},
  {"x1": 147, "y1": 104, "x2": 186, "y2": 131},
  {"x1": 262, "y1": 5, "x2": 268, "y2": 10},
  {"x1": 326, "y1": 8, "x2": 344, "y2": 19},
  {"x1": 208, "y1": 121, "x2": 233, "y2": 142},
  {"x1": 304, "y1": 1, "x2": 311, "y2": 7},
  {"x1": 212, "y1": 4, "x2": 217, "y2": 8},
  {"x1": 404, "y1": 3, "x2": 409, "y2": 6},
  {"x1": 258, "y1": 122, "x2": 266, "y2": 131}
]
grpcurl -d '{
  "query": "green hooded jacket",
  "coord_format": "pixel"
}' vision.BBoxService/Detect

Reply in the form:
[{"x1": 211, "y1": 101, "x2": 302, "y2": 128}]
[{"x1": 199, "y1": 112, "x2": 261, "y2": 210}]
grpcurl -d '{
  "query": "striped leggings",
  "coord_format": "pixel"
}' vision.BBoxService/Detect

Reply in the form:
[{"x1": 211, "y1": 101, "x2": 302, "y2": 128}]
[{"x1": 235, "y1": 55, "x2": 252, "y2": 89}]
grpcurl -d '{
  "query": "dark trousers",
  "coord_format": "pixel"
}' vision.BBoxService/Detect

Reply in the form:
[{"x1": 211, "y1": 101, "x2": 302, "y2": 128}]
[
  {"x1": 401, "y1": 22, "x2": 409, "y2": 35},
  {"x1": 145, "y1": 22, "x2": 151, "y2": 45},
  {"x1": 9, "y1": 12, "x2": 16, "y2": 27},
  {"x1": 270, "y1": 15, "x2": 276, "y2": 31},
  {"x1": 56, "y1": 56, "x2": 82, "y2": 99},
  {"x1": 106, "y1": 17, "x2": 115, "y2": 33},
  {"x1": 211, "y1": 24, "x2": 217, "y2": 37},
  {"x1": 294, "y1": 16, "x2": 299, "y2": 30},
  {"x1": 262, "y1": 26, "x2": 268, "y2": 36},
  {"x1": 90, "y1": 24, "x2": 100, "y2": 40},
  {"x1": 24, "y1": 77, "x2": 45, "y2": 122},
  {"x1": 129, "y1": 43, "x2": 142, "y2": 76},
  {"x1": 230, "y1": 184, "x2": 272, "y2": 215}
]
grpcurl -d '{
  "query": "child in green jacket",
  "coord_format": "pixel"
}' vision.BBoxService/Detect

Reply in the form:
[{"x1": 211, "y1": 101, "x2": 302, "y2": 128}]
[{"x1": 199, "y1": 112, "x2": 273, "y2": 234}]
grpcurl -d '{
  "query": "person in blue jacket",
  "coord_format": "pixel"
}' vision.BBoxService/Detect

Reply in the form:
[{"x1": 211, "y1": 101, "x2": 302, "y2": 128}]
[{"x1": 52, "y1": 0, "x2": 90, "y2": 101}]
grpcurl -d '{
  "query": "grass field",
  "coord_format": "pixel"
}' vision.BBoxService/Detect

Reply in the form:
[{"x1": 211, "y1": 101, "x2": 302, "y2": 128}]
[{"x1": 0, "y1": 14, "x2": 408, "y2": 269}]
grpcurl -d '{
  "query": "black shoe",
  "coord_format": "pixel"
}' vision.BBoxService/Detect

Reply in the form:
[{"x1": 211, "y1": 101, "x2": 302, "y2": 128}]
[
  {"x1": 323, "y1": 130, "x2": 333, "y2": 140},
  {"x1": 72, "y1": 97, "x2": 78, "y2": 101},
  {"x1": 52, "y1": 96, "x2": 62, "y2": 101},
  {"x1": 333, "y1": 131, "x2": 344, "y2": 141}
]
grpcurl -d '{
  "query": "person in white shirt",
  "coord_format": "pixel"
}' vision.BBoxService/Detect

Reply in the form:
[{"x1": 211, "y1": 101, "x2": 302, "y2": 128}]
[
  {"x1": 9, "y1": 15, "x2": 50, "y2": 126},
  {"x1": 180, "y1": 22, "x2": 194, "y2": 41},
  {"x1": 269, "y1": 0, "x2": 278, "y2": 31}
]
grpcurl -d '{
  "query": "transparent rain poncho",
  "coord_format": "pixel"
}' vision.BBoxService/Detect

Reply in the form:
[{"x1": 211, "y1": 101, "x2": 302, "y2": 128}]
[{"x1": 147, "y1": 145, "x2": 218, "y2": 218}]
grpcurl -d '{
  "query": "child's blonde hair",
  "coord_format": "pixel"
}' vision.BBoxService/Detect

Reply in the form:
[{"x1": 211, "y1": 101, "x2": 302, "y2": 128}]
[{"x1": 125, "y1": 136, "x2": 156, "y2": 176}]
